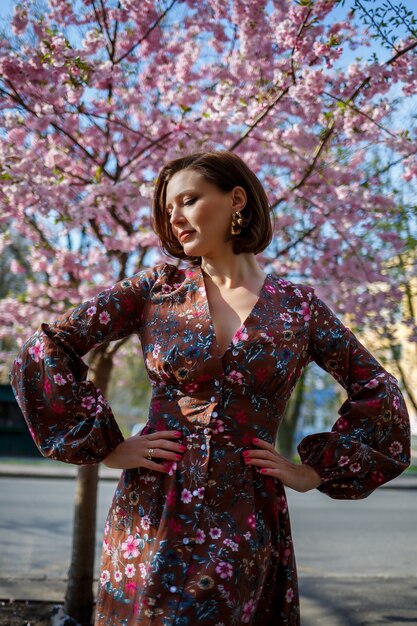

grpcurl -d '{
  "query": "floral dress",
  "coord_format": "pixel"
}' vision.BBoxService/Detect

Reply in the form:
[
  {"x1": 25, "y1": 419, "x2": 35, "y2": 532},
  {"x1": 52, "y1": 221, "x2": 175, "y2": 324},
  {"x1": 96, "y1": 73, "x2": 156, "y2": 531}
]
[{"x1": 9, "y1": 262, "x2": 410, "y2": 626}]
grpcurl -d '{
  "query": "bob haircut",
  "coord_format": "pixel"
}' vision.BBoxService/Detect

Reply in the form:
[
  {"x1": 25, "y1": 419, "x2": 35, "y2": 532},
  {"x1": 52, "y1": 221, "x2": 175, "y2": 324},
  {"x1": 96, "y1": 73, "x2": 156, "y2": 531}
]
[{"x1": 152, "y1": 150, "x2": 273, "y2": 265}]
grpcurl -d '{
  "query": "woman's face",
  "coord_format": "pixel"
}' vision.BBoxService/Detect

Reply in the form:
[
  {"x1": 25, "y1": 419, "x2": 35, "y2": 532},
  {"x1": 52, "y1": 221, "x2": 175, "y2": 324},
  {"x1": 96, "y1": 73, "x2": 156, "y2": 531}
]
[{"x1": 165, "y1": 168, "x2": 245, "y2": 258}]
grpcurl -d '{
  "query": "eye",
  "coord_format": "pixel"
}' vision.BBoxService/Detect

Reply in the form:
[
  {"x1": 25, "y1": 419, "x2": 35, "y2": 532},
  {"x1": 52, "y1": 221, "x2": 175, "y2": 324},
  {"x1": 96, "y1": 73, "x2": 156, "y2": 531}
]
[{"x1": 184, "y1": 198, "x2": 196, "y2": 206}]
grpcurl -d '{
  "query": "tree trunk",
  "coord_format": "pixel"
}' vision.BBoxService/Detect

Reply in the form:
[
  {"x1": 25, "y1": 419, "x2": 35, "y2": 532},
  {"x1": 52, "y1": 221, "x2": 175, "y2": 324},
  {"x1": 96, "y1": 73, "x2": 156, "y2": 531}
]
[
  {"x1": 64, "y1": 346, "x2": 114, "y2": 626},
  {"x1": 278, "y1": 369, "x2": 307, "y2": 459}
]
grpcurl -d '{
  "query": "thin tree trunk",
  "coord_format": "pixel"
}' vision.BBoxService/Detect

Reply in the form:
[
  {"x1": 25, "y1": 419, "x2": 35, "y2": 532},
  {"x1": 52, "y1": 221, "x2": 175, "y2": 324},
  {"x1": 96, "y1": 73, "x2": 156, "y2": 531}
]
[
  {"x1": 278, "y1": 369, "x2": 307, "y2": 459},
  {"x1": 64, "y1": 346, "x2": 114, "y2": 625}
]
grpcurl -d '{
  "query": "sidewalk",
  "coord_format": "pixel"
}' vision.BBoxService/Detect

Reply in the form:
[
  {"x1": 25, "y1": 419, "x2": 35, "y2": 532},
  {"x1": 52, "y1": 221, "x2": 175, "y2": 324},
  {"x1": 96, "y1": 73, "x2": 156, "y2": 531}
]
[
  {"x1": 1, "y1": 458, "x2": 417, "y2": 488},
  {"x1": 1, "y1": 575, "x2": 416, "y2": 625}
]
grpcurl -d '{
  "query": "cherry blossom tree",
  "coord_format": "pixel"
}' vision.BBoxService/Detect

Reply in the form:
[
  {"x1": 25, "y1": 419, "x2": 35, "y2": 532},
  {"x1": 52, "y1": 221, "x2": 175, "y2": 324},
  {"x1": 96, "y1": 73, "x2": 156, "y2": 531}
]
[{"x1": 1, "y1": 0, "x2": 416, "y2": 622}]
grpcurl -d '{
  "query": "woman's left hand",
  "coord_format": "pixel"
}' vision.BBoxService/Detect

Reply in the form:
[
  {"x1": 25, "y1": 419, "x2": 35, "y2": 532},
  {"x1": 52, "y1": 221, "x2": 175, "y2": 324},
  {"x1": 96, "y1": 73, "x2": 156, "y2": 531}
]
[{"x1": 243, "y1": 437, "x2": 322, "y2": 493}]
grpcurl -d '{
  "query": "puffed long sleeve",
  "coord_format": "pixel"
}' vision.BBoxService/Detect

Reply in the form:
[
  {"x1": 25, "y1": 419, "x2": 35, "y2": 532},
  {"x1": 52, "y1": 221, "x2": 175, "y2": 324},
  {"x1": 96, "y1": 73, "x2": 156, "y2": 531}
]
[
  {"x1": 297, "y1": 292, "x2": 411, "y2": 499},
  {"x1": 9, "y1": 267, "x2": 157, "y2": 465}
]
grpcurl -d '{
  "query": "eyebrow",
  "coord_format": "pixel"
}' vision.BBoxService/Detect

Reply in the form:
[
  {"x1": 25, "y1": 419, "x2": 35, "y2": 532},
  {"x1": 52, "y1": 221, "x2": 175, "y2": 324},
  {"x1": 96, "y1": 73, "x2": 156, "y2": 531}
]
[{"x1": 165, "y1": 189, "x2": 197, "y2": 209}]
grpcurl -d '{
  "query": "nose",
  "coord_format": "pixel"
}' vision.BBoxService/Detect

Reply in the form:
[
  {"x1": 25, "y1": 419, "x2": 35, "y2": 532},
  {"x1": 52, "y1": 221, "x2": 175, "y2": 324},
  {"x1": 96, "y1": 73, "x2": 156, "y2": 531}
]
[{"x1": 169, "y1": 205, "x2": 185, "y2": 226}]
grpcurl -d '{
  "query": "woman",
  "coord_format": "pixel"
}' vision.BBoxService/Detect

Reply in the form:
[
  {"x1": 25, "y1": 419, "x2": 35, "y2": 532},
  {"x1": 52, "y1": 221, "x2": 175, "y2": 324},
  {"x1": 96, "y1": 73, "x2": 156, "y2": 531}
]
[{"x1": 10, "y1": 150, "x2": 410, "y2": 625}]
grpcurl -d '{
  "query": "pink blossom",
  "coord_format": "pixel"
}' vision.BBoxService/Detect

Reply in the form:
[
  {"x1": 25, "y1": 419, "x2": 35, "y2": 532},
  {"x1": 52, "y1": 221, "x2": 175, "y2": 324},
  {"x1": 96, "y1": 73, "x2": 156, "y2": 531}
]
[
  {"x1": 86, "y1": 305, "x2": 97, "y2": 316},
  {"x1": 389, "y1": 441, "x2": 403, "y2": 456},
  {"x1": 338, "y1": 456, "x2": 350, "y2": 467},
  {"x1": 99, "y1": 311, "x2": 111, "y2": 325},
  {"x1": 247, "y1": 514, "x2": 256, "y2": 529},
  {"x1": 125, "y1": 564, "x2": 136, "y2": 578},
  {"x1": 121, "y1": 535, "x2": 140, "y2": 559},
  {"x1": 195, "y1": 529, "x2": 206, "y2": 544},
  {"x1": 100, "y1": 570, "x2": 110, "y2": 586},
  {"x1": 28, "y1": 339, "x2": 45, "y2": 363},
  {"x1": 299, "y1": 302, "x2": 310, "y2": 321},
  {"x1": 226, "y1": 370, "x2": 244, "y2": 385},
  {"x1": 242, "y1": 598, "x2": 255, "y2": 622},
  {"x1": 349, "y1": 462, "x2": 361, "y2": 473},
  {"x1": 181, "y1": 488, "x2": 193, "y2": 504},
  {"x1": 53, "y1": 373, "x2": 66, "y2": 386},
  {"x1": 209, "y1": 527, "x2": 222, "y2": 539},
  {"x1": 215, "y1": 561, "x2": 233, "y2": 579},
  {"x1": 114, "y1": 570, "x2": 122, "y2": 583},
  {"x1": 285, "y1": 587, "x2": 294, "y2": 603}
]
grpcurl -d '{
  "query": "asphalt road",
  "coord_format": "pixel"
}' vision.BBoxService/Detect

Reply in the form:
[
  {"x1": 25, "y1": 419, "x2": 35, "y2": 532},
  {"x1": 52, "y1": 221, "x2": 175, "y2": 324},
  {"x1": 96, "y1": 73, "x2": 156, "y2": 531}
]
[{"x1": 0, "y1": 477, "x2": 416, "y2": 625}]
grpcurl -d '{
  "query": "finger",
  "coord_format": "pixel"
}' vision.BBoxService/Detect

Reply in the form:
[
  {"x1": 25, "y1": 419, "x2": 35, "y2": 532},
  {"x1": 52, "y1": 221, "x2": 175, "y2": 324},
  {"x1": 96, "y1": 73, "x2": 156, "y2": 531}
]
[
  {"x1": 141, "y1": 459, "x2": 171, "y2": 473},
  {"x1": 145, "y1": 448, "x2": 184, "y2": 462},
  {"x1": 252, "y1": 437, "x2": 275, "y2": 450},
  {"x1": 245, "y1": 450, "x2": 278, "y2": 461},
  {"x1": 245, "y1": 459, "x2": 278, "y2": 469},
  {"x1": 144, "y1": 430, "x2": 182, "y2": 440},
  {"x1": 146, "y1": 439, "x2": 187, "y2": 454}
]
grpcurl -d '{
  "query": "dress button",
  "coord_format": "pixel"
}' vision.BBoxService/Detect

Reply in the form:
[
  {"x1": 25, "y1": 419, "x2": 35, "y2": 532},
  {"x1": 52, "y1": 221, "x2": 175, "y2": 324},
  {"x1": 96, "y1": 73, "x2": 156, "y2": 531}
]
[
  {"x1": 211, "y1": 411, "x2": 218, "y2": 418},
  {"x1": 183, "y1": 537, "x2": 190, "y2": 545},
  {"x1": 169, "y1": 585, "x2": 177, "y2": 593},
  {"x1": 210, "y1": 396, "x2": 216, "y2": 402},
  {"x1": 214, "y1": 379, "x2": 220, "y2": 386},
  {"x1": 201, "y1": 444, "x2": 206, "y2": 450},
  {"x1": 203, "y1": 427, "x2": 212, "y2": 435}
]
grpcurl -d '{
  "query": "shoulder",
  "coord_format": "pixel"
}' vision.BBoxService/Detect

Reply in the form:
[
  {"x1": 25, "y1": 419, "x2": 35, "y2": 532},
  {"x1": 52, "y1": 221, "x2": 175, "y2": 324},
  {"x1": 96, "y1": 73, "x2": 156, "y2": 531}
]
[{"x1": 268, "y1": 273, "x2": 315, "y2": 304}]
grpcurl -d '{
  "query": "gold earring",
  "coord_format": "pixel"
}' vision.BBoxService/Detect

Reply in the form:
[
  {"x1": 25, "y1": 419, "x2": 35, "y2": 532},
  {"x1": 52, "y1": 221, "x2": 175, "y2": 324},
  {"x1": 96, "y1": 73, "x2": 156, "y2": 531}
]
[{"x1": 230, "y1": 211, "x2": 243, "y2": 235}]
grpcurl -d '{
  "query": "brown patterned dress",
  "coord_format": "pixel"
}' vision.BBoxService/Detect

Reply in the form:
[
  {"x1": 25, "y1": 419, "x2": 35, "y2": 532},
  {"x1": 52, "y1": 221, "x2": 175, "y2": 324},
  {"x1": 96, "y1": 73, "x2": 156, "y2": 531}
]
[{"x1": 10, "y1": 263, "x2": 410, "y2": 625}]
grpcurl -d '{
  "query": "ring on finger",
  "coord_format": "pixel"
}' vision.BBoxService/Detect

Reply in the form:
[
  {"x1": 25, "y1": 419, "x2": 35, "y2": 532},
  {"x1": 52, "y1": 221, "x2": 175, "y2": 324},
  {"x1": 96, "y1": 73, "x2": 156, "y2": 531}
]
[{"x1": 147, "y1": 448, "x2": 155, "y2": 460}]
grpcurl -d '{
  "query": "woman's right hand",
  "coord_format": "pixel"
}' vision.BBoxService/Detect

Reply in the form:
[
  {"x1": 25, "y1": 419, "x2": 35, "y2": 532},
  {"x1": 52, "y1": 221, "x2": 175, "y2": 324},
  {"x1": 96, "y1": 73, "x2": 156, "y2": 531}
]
[{"x1": 103, "y1": 430, "x2": 186, "y2": 472}]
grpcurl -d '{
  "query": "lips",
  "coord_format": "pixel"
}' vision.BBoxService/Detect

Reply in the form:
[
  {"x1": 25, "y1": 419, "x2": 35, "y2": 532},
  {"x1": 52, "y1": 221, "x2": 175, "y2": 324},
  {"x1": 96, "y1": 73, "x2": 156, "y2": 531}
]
[{"x1": 179, "y1": 230, "x2": 195, "y2": 242}]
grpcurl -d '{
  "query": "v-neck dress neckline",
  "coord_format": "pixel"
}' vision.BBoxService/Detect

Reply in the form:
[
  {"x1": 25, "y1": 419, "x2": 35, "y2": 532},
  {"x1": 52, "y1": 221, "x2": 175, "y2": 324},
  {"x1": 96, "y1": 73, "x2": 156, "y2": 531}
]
[{"x1": 198, "y1": 265, "x2": 271, "y2": 359}]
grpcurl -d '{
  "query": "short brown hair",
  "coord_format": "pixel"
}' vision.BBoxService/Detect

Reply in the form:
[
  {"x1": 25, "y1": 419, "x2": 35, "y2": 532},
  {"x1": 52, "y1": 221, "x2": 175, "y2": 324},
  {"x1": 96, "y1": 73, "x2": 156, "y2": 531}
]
[{"x1": 152, "y1": 150, "x2": 273, "y2": 264}]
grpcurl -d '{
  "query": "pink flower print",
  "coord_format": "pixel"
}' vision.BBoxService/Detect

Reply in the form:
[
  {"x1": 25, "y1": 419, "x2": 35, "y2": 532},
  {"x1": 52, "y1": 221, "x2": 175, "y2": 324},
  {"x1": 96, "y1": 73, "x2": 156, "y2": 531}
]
[
  {"x1": 278, "y1": 495, "x2": 288, "y2": 514},
  {"x1": 365, "y1": 378, "x2": 379, "y2": 389},
  {"x1": 99, "y1": 311, "x2": 111, "y2": 325},
  {"x1": 215, "y1": 561, "x2": 233, "y2": 579},
  {"x1": 162, "y1": 284, "x2": 173, "y2": 293},
  {"x1": 235, "y1": 410, "x2": 248, "y2": 425},
  {"x1": 209, "y1": 527, "x2": 222, "y2": 539},
  {"x1": 349, "y1": 462, "x2": 361, "y2": 473},
  {"x1": 265, "y1": 283, "x2": 276, "y2": 294},
  {"x1": 29, "y1": 338, "x2": 45, "y2": 363},
  {"x1": 389, "y1": 441, "x2": 403, "y2": 456},
  {"x1": 211, "y1": 419, "x2": 225, "y2": 434},
  {"x1": 66, "y1": 372, "x2": 74, "y2": 382},
  {"x1": 285, "y1": 587, "x2": 294, "y2": 603},
  {"x1": 371, "y1": 471, "x2": 385, "y2": 484},
  {"x1": 244, "y1": 532, "x2": 251, "y2": 540},
  {"x1": 86, "y1": 305, "x2": 97, "y2": 316},
  {"x1": 195, "y1": 529, "x2": 206, "y2": 544},
  {"x1": 338, "y1": 456, "x2": 350, "y2": 467},
  {"x1": 299, "y1": 301, "x2": 310, "y2": 321},
  {"x1": 100, "y1": 569, "x2": 110, "y2": 586},
  {"x1": 140, "y1": 515, "x2": 150, "y2": 530},
  {"x1": 242, "y1": 598, "x2": 255, "y2": 622},
  {"x1": 43, "y1": 378, "x2": 52, "y2": 394},
  {"x1": 232, "y1": 327, "x2": 248, "y2": 345},
  {"x1": 294, "y1": 288, "x2": 302, "y2": 298},
  {"x1": 247, "y1": 514, "x2": 256, "y2": 529},
  {"x1": 223, "y1": 538, "x2": 239, "y2": 551},
  {"x1": 165, "y1": 461, "x2": 177, "y2": 476},
  {"x1": 81, "y1": 396, "x2": 95, "y2": 410},
  {"x1": 122, "y1": 535, "x2": 140, "y2": 559},
  {"x1": 181, "y1": 488, "x2": 193, "y2": 504},
  {"x1": 166, "y1": 489, "x2": 177, "y2": 506},
  {"x1": 194, "y1": 487, "x2": 205, "y2": 499},
  {"x1": 152, "y1": 343, "x2": 161, "y2": 359},
  {"x1": 125, "y1": 564, "x2": 136, "y2": 578},
  {"x1": 114, "y1": 570, "x2": 122, "y2": 583},
  {"x1": 280, "y1": 313, "x2": 293, "y2": 323},
  {"x1": 278, "y1": 278, "x2": 290, "y2": 287},
  {"x1": 226, "y1": 370, "x2": 243, "y2": 385},
  {"x1": 393, "y1": 396, "x2": 400, "y2": 410},
  {"x1": 53, "y1": 373, "x2": 66, "y2": 386},
  {"x1": 139, "y1": 562, "x2": 150, "y2": 580}
]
